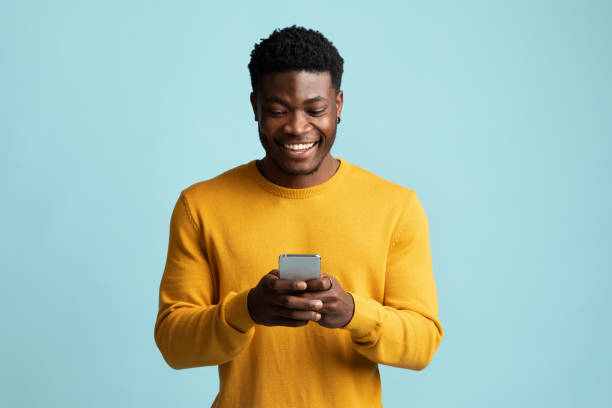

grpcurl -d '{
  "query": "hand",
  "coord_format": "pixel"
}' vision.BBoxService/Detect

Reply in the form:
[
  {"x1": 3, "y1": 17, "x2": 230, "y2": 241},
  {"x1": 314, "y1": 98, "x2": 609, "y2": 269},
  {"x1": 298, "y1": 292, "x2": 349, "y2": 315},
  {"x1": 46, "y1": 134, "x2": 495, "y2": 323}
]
[
  {"x1": 299, "y1": 274, "x2": 355, "y2": 329},
  {"x1": 247, "y1": 270, "x2": 324, "y2": 327}
]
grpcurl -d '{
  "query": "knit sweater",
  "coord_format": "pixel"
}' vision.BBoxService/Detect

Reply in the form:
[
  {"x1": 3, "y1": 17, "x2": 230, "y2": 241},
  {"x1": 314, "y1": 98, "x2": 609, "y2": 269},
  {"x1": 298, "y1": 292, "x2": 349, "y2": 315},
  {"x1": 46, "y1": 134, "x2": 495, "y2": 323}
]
[{"x1": 154, "y1": 158, "x2": 443, "y2": 408}]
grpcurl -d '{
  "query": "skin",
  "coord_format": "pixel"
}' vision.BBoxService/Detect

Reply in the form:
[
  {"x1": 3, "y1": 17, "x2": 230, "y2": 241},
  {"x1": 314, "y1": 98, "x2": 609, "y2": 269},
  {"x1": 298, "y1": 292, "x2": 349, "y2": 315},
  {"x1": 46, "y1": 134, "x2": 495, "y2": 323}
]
[
  {"x1": 246, "y1": 70, "x2": 354, "y2": 328},
  {"x1": 248, "y1": 270, "x2": 355, "y2": 328},
  {"x1": 250, "y1": 71, "x2": 343, "y2": 188}
]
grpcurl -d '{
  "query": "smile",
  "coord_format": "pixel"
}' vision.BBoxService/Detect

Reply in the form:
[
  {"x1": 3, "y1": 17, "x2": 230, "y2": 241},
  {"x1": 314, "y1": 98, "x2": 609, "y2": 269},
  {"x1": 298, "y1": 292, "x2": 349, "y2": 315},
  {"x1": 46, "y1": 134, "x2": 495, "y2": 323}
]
[
  {"x1": 282, "y1": 141, "x2": 317, "y2": 151},
  {"x1": 276, "y1": 140, "x2": 319, "y2": 155}
]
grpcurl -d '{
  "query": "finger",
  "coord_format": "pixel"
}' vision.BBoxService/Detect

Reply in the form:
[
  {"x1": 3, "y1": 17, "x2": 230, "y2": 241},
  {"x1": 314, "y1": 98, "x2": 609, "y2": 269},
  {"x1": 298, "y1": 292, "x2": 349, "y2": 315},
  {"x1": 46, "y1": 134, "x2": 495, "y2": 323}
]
[
  {"x1": 270, "y1": 305, "x2": 322, "y2": 322},
  {"x1": 305, "y1": 274, "x2": 333, "y2": 291},
  {"x1": 271, "y1": 278, "x2": 307, "y2": 292},
  {"x1": 263, "y1": 272, "x2": 280, "y2": 290},
  {"x1": 272, "y1": 295, "x2": 323, "y2": 311}
]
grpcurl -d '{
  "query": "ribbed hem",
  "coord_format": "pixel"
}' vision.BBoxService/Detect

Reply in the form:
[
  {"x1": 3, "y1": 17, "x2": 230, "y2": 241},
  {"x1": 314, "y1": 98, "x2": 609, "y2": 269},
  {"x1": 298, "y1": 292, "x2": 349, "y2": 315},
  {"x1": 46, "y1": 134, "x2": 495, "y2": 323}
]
[
  {"x1": 343, "y1": 292, "x2": 382, "y2": 339},
  {"x1": 224, "y1": 289, "x2": 256, "y2": 333},
  {"x1": 247, "y1": 157, "x2": 349, "y2": 199}
]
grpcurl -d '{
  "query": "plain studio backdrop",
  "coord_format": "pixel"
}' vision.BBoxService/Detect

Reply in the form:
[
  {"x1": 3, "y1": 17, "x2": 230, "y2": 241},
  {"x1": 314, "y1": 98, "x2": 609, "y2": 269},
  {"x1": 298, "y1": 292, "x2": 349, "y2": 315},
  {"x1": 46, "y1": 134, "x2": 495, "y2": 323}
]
[{"x1": 1, "y1": 1, "x2": 610, "y2": 407}]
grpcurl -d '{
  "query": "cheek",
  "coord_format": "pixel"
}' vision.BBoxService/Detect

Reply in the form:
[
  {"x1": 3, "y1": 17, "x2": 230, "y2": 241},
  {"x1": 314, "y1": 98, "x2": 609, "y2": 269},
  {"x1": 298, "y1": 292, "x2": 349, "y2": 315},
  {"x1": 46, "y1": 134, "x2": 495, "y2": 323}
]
[
  {"x1": 260, "y1": 118, "x2": 284, "y2": 134},
  {"x1": 319, "y1": 120, "x2": 336, "y2": 140},
  {"x1": 312, "y1": 117, "x2": 333, "y2": 134}
]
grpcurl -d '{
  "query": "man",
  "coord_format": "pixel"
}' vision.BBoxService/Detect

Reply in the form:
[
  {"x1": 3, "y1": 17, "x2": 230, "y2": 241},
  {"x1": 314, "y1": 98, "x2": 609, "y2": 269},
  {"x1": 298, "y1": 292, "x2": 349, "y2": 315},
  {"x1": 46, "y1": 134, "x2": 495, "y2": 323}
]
[{"x1": 154, "y1": 25, "x2": 443, "y2": 408}]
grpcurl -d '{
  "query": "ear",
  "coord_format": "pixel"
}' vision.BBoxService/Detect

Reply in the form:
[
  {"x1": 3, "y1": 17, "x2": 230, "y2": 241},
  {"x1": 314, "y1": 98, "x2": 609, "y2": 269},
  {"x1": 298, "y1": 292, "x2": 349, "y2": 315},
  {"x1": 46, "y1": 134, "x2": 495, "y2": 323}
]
[
  {"x1": 250, "y1": 92, "x2": 258, "y2": 121},
  {"x1": 335, "y1": 90, "x2": 344, "y2": 120}
]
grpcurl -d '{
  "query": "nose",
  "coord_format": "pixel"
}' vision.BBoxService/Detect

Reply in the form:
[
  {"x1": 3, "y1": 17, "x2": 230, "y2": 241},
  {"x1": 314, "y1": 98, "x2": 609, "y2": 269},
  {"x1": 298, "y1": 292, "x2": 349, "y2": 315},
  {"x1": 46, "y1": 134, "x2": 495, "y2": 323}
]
[{"x1": 283, "y1": 111, "x2": 313, "y2": 135}]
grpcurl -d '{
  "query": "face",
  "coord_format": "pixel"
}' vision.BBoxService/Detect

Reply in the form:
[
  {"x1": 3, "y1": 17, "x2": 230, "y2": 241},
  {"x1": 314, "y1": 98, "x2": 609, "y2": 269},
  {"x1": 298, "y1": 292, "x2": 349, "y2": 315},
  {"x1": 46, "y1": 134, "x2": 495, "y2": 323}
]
[{"x1": 250, "y1": 71, "x2": 343, "y2": 181}]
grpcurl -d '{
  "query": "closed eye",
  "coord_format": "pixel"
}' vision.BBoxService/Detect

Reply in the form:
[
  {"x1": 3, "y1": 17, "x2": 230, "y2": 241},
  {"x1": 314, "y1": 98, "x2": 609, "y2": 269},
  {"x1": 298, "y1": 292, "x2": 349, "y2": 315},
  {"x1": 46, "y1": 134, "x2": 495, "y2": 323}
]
[{"x1": 308, "y1": 109, "x2": 326, "y2": 116}]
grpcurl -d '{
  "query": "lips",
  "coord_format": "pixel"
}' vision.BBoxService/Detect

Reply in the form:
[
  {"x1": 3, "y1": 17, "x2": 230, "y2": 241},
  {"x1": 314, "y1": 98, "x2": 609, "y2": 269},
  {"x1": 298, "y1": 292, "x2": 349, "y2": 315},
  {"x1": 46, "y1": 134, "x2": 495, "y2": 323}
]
[{"x1": 276, "y1": 140, "x2": 319, "y2": 156}]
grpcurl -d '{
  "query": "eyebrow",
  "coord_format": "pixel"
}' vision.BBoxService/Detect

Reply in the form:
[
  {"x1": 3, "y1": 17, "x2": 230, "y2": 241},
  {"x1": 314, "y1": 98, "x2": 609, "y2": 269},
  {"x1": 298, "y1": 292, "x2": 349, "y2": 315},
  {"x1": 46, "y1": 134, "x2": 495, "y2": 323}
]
[{"x1": 264, "y1": 96, "x2": 328, "y2": 107}]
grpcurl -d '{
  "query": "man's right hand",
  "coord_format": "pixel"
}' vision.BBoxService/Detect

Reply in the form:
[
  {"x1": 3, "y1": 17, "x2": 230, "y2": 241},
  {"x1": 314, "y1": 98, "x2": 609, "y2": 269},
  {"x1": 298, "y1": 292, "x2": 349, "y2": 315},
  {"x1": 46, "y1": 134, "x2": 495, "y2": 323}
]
[{"x1": 247, "y1": 270, "x2": 324, "y2": 327}]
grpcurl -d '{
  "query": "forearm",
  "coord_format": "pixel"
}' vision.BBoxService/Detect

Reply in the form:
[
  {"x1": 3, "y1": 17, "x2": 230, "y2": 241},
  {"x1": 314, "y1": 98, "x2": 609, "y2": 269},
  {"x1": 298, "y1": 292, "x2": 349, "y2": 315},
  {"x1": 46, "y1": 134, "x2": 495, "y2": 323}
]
[
  {"x1": 344, "y1": 292, "x2": 443, "y2": 370},
  {"x1": 154, "y1": 289, "x2": 255, "y2": 369}
]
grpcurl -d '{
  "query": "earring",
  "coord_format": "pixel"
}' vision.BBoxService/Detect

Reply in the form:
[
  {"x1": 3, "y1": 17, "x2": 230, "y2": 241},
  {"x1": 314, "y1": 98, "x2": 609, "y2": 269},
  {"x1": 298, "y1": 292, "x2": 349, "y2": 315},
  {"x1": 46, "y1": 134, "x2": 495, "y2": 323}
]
[{"x1": 337, "y1": 117, "x2": 341, "y2": 124}]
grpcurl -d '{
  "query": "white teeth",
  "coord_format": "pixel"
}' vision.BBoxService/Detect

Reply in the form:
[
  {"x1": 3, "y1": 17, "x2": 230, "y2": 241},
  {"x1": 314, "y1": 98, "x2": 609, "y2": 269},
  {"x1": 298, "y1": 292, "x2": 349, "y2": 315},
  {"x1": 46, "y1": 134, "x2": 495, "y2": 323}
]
[{"x1": 283, "y1": 142, "x2": 316, "y2": 150}]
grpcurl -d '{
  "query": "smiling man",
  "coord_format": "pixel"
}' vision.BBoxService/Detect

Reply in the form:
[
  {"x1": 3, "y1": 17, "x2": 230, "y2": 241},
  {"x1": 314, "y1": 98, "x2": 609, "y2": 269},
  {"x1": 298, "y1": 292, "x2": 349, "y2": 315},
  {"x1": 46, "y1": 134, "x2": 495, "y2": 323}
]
[
  {"x1": 252, "y1": 69, "x2": 342, "y2": 188},
  {"x1": 154, "y1": 26, "x2": 443, "y2": 408}
]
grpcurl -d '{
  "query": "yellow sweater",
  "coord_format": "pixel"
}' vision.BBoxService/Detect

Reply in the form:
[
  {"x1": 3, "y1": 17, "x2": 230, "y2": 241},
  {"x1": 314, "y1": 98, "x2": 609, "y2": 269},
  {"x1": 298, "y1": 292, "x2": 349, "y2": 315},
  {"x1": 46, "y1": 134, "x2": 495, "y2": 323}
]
[{"x1": 154, "y1": 158, "x2": 443, "y2": 408}]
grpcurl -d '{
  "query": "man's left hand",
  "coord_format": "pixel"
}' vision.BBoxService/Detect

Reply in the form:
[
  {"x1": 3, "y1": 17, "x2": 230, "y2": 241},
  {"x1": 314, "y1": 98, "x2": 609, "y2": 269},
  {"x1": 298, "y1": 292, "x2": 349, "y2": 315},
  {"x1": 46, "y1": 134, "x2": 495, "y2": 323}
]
[{"x1": 298, "y1": 274, "x2": 355, "y2": 329}]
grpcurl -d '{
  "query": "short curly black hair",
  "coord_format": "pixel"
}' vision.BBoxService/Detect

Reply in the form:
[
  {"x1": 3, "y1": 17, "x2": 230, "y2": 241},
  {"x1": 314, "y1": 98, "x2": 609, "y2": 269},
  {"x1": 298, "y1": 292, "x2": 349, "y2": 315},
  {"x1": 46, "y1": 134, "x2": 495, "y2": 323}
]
[{"x1": 248, "y1": 25, "x2": 344, "y2": 93}]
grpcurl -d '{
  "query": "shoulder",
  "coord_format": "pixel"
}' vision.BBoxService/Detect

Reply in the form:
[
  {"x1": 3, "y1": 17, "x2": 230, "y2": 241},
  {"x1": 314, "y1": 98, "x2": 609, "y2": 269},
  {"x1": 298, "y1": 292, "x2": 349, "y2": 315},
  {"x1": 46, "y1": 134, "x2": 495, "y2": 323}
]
[
  {"x1": 180, "y1": 161, "x2": 253, "y2": 203},
  {"x1": 342, "y1": 160, "x2": 428, "y2": 238},
  {"x1": 342, "y1": 160, "x2": 427, "y2": 228},
  {"x1": 343, "y1": 159, "x2": 418, "y2": 204}
]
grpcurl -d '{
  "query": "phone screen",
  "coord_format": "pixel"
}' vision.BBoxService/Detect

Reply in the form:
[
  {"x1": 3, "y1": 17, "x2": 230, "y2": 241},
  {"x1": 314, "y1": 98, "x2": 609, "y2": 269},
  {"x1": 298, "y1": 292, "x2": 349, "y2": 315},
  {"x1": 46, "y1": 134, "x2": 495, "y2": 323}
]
[{"x1": 278, "y1": 254, "x2": 321, "y2": 281}]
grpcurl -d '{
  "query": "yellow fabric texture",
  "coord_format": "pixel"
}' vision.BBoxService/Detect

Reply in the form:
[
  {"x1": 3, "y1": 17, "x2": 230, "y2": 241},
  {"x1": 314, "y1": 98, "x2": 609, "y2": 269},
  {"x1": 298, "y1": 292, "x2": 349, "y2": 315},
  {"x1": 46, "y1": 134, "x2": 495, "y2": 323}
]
[{"x1": 154, "y1": 158, "x2": 443, "y2": 408}]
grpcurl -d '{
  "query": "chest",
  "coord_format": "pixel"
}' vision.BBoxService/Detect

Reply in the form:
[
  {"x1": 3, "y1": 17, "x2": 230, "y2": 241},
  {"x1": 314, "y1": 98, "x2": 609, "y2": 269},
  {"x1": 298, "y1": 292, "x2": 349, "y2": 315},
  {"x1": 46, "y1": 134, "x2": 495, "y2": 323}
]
[{"x1": 201, "y1": 196, "x2": 397, "y2": 301}]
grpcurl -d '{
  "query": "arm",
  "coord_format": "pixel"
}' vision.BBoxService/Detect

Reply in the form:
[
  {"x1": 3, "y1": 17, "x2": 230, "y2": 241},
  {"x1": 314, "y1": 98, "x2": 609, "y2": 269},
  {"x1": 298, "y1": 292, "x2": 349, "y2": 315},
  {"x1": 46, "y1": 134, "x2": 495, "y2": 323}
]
[
  {"x1": 343, "y1": 192, "x2": 443, "y2": 370},
  {"x1": 154, "y1": 192, "x2": 256, "y2": 369}
]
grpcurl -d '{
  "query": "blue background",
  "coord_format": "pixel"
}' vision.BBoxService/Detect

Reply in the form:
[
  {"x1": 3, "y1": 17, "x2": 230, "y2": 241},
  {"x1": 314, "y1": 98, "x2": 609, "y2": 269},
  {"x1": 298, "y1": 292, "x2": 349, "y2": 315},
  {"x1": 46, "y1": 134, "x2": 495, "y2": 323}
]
[{"x1": 2, "y1": 1, "x2": 610, "y2": 407}]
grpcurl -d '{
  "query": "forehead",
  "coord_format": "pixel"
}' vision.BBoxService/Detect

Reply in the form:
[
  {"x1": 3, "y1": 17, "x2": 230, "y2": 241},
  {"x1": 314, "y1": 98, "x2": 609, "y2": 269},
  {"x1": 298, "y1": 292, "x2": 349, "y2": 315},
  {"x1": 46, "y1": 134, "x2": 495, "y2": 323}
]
[{"x1": 258, "y1": 71, "x2": 334, "y2": 101}]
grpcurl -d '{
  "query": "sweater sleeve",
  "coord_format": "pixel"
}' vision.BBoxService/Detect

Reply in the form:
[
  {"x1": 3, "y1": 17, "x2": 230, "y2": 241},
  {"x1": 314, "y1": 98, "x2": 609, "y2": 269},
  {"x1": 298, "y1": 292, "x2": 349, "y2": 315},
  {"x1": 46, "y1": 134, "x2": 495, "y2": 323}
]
[
  {"x1": 154, "y1": 192, "x2": 256, "y2": 369},
  {"x1": 343, "y1": 192, "x2": 443, "y2": 370}
]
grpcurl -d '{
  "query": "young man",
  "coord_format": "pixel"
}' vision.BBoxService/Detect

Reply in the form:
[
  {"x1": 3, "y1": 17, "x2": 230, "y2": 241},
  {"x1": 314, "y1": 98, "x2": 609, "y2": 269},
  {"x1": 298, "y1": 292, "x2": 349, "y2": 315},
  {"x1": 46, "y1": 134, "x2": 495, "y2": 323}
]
[{"x1": 154, "y1": 26, "x2": 443, "y2": 408}]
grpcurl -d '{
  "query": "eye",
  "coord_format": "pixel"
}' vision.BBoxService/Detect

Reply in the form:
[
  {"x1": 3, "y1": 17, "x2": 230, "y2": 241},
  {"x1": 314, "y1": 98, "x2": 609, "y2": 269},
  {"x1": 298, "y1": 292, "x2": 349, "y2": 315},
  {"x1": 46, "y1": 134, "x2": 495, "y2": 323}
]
[
  {"x1": 266, "y1": 110, "x2": 286, "y2": 117},
  {"x1": 308, "y1": 109, "x2": 326, "y2": 117}
]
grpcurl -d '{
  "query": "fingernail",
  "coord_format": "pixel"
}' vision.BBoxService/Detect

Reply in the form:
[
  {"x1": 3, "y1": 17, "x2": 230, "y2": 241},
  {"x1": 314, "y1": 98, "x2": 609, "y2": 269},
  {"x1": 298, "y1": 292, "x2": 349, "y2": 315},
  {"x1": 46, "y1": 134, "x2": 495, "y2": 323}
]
[
  {"x1": 295, "y1": 282, "x2": 306, "y2": 290},
  {"x1": 310, "y1": 300, "x2": 323, "y2": 309},
  {"x1": 314, "y1": 313, "x2": 321, "y2": 321}
]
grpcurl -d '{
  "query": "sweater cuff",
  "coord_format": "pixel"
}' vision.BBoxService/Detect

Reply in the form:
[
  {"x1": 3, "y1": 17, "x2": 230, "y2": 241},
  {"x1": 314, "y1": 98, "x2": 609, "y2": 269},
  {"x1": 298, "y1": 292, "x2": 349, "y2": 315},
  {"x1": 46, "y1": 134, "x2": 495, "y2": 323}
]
[
  {"x1": 343, "y1": 291, "x2": 382, "y2": 339},
  {"x1": 224, "y1": 289, "x2": 256, "y2": 334}
]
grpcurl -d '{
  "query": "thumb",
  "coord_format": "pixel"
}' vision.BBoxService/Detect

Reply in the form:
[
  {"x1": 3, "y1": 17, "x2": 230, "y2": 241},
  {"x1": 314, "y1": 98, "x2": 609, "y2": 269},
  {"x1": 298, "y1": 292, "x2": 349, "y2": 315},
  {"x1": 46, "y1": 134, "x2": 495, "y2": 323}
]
[{"x1": 263, "y1": 269, "x2": 280, "y2": 290}]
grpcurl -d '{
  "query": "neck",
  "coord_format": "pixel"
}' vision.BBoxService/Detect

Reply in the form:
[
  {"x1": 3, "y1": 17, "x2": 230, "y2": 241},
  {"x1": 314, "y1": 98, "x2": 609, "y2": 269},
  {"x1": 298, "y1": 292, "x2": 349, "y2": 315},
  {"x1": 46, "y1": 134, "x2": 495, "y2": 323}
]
[{"x1": 256, "y1": 155, "x2": 340, "y2": 189}]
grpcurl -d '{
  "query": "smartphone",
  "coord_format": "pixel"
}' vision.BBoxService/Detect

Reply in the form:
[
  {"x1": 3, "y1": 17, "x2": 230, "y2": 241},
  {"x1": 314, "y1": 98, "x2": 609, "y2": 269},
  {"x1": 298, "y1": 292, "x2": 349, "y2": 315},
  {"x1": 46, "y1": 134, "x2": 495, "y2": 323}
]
[{"x1": 278, "y1": 254, "x2": 321, "y2": 281}]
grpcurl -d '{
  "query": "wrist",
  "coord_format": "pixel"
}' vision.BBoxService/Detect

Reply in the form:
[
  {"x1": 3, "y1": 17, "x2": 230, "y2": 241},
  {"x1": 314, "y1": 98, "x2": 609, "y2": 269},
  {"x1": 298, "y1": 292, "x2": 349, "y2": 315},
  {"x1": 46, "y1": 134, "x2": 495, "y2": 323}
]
[
  {"x1": 340, "y1": 292, "x2": 355, "y2": 328},
  {"x1": 246, "y1": 288, "x2": 258, "y2": 324}
]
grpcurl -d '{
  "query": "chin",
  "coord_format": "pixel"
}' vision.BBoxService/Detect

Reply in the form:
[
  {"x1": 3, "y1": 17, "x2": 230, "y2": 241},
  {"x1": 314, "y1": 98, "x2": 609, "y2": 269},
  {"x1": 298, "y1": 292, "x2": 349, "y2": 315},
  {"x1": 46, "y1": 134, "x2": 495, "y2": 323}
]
[{"x1": 274, "y1": 157, "x2": 324, "y2": 176}]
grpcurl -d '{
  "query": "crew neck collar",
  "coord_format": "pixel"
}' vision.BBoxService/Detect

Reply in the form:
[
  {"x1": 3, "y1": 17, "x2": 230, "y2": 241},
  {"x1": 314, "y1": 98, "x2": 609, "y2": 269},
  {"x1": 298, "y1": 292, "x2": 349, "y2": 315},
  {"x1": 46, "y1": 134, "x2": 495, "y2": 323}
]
[{"x1": 247, "y1": 158, "x2": 349, "y2": 199}]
